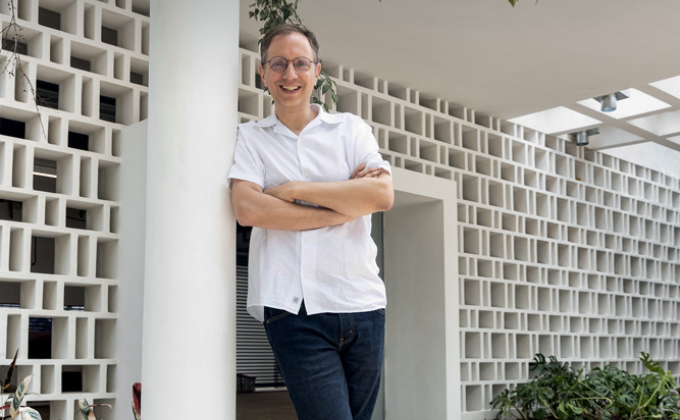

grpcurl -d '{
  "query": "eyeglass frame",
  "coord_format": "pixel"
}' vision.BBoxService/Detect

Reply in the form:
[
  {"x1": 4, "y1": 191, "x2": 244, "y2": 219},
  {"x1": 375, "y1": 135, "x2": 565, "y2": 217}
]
[{"x1": 265, "y1": 56, "x2": 318, "y2": 73}]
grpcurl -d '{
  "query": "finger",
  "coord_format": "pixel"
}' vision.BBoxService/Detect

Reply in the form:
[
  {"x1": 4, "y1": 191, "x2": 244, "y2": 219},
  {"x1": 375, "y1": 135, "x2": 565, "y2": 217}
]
[
  {"x1": 363, "y1": 168, "x2": 380, "y2": 178},
  {"x1": 351, "y1": 163, "x2": 367, "y2": 179},
  {"x1": 358, "y1": 167, "x2": 380, "y2": 179}
]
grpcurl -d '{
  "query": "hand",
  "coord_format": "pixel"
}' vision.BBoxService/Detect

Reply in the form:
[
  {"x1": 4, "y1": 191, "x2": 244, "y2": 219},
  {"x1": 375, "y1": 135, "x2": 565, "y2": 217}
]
[
  {"x1": 264, "y1": 182, "x2": 298, "y2": 202},
  {"x1": 351, "y1": 163, "x2": 381, "y2": 180}
]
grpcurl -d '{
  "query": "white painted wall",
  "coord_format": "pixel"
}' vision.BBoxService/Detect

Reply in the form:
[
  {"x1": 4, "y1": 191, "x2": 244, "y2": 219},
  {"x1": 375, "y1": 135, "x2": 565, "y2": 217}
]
[
  {"x1": 383, "y1": 168, "x2": 459, "y2": 420},
  {"x1": 115, "y1": 121, "x2": 147, "y2": 420}
]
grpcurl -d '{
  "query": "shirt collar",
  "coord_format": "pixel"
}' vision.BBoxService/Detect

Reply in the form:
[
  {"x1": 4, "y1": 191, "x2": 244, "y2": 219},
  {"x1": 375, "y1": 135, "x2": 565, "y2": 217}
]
[{"x1": 256, "y1": 104, "x2": 343, "y2": 131}]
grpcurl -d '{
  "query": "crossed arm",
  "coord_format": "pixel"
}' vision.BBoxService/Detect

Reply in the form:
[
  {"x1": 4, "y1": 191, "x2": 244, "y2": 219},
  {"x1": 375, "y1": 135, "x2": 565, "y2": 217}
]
[{"x1": 231, "y1": 164, "x2": 394, "y2": 231}]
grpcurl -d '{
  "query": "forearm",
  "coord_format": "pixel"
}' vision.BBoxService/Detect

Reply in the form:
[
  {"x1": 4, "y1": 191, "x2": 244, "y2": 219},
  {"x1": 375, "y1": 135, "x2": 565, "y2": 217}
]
[
  {"x1": 232, "y1": 180, "x2": 353, "y2": 231},
  {"x1": 281, "y1": 173, "x2": 393, "y2": 217},
  {"x1": 244, "y1": 199, "x2": 352, "y2": 231}
]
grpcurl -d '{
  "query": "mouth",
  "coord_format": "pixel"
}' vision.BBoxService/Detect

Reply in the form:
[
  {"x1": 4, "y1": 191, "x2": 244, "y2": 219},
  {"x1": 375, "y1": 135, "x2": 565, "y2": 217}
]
[{"x1": 280, "y1": 85, "x2": 301, "y2": 92}]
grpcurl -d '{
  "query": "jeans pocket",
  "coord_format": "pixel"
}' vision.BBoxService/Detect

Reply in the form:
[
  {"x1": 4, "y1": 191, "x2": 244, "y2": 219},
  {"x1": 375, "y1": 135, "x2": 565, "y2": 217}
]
[
  {"x1": 265, "y1": 307, "x2": 292, "y2": 324},
  {"x1": 375, "y1": 308, "x2": 386, "y2": 315}
]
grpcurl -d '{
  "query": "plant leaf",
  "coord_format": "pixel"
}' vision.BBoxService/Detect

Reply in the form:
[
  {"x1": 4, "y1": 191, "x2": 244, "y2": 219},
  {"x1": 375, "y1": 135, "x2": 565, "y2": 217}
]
[
  {"x1": 132, "y1": 382, "x2": 141, "y2": 419},
  {"x1": 19, "y1": 407, "x2": 42, "y2": 420},
  {"x1": 10, "y1": 376, "x2": 32, "y2": 418},
  {"x1": 2, "y1": 349, "x2": 18, "y2": 392},
  {"x1": 77, "y1": 398, "x2": 91, "y2": 420}
]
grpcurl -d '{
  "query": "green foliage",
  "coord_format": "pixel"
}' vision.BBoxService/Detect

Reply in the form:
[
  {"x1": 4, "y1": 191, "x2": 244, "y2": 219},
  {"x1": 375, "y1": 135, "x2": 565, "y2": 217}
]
[
  {"x1": 78, "y1": 398, "x2": 112, "y2": 420},
  {"x1": 249, "y1": 0, "x2": 302, "y2": 35},
  {"x1": 1, "y1": 373, "x2": 43, "y2": 420},
  {"x1": 490, "y1": 353, "x2": 680, "y2": 420},
  {"x1": 248, "y1": 0, "x2": 338, "y2": 112},
  {"x1": 1, "y1": 350, "x2": 18, "y2": 394},
  {"x1": 508, "y1": 0, "x2": 540, "y2": 6}
]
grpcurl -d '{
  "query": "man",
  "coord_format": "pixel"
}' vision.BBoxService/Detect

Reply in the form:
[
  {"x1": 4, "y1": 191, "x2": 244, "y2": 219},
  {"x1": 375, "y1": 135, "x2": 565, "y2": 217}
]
[{"x1": 228, "y1": 24, "x2": 393, "y2": 420}]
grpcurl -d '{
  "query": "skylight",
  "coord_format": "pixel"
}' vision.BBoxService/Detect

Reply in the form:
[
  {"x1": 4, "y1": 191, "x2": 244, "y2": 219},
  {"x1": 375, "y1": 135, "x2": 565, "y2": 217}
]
[
  {"x1": 627, "y1": 110, "x2": 680, "y2": 137},
  {"x1": 508, "y1": 107, "x2": 600, "y2": 135},
  {"x1": 649, "y1": 75, "x2": 680, "y2": 99},
  {"x1": 577, "y1": 88, "x2": 670, "y2": 120}
]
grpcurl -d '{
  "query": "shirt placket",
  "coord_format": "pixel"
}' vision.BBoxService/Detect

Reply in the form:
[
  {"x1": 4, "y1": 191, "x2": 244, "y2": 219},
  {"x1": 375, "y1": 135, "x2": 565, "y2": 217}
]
[{"x1": 297, "y1": 132, "x2": 317, "y2": 311}]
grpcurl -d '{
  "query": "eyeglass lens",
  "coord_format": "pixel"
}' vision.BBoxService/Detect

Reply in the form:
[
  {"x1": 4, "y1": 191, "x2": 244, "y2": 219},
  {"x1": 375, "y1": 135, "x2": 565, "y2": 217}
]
[{"x1": 269, "y1": 57, "x2": 312, "y2": 73}]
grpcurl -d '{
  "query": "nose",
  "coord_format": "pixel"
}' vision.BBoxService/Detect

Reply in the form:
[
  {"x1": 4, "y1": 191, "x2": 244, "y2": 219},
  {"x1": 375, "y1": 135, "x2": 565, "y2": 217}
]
[{"x1": 281, "y1": 61, "x2": 297, "y2": 78}]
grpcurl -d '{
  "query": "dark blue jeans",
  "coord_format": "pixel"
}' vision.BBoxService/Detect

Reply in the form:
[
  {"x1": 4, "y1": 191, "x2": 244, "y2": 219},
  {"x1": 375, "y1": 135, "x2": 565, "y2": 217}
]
[{"x1": 263, "y1": 303, "x2": 385, "y2": 420}]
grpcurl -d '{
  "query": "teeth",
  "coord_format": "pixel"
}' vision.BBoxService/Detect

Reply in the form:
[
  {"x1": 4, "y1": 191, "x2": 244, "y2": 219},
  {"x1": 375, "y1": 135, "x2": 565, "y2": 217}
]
[{"x1": 281, "y1": 86, "x2": 300, "y2": 91}]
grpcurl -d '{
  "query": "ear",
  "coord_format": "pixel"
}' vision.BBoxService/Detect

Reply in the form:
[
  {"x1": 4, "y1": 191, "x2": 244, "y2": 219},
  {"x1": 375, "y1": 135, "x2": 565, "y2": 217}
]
[
  {"x1": 315, "y1": 62, "x2": 321, "y2": 79},
  {"x1": 258, "y1": 64, "x2": 267, "y2": 87}
]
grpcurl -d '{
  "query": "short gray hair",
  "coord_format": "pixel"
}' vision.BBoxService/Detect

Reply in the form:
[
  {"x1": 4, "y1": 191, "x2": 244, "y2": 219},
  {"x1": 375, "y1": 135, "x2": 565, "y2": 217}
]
[{"x1": 260, "y1": 24, "x2": 320, "y2": 65}]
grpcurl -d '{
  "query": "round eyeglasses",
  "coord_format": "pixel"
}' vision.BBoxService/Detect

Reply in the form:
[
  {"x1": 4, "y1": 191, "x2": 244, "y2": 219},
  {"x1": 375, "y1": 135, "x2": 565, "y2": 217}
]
[{"x1": 266, "y1": 56, "x2": 315, "y2": 73}]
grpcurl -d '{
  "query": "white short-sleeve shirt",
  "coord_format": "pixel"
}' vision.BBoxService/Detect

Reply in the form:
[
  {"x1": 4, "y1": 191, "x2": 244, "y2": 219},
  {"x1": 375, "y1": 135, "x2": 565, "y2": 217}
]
[{"x1": 228, "y1": 104, "x2": 390, "y2": 322}]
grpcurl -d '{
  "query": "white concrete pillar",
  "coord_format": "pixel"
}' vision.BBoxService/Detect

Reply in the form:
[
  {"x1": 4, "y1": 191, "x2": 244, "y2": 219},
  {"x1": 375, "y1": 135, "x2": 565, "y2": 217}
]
[{"x1": 142, "y1": 1, "x2": 239, "y2": 419}]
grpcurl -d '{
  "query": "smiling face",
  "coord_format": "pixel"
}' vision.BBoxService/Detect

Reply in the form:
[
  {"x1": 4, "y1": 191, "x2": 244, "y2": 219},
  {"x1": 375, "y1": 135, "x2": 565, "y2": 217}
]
[{"x1": 258, "y1": 32, "x2": 321, "y2": 117}]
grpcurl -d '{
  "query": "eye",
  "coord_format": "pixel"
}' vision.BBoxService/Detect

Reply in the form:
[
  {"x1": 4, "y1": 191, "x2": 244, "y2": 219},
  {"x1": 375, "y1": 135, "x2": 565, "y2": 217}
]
[
  {"x1": 269, "y1": 58, "x2": 287, "y2": 72},
  {"x1": 294, "y1": 58, "x2": 311, "y2": 72}
]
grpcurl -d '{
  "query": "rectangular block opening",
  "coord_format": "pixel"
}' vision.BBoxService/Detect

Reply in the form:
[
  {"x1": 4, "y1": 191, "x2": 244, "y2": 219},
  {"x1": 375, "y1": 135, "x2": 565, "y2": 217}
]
[
  {"x1": 36, "y1": 80, "x2": 60, "y2": 109},
  {"x1": 465, "y1": 385, "x2": 482, "y2": 412},
  {"x1": 64, "y1": 285, "x2": 85, "y2": 311},
  {"x1": 504, "y1": 312, "x2": 519, "y2": 330},
  {"x1": 515, "y1": 286, "x2": 531, "y2": 309},
  {"x1": 40, "y1": 365, "x2": 55, "y2": 394},
  {"x1": 1, "y1": 117, "x2": 27, "y2": 139},
  {"x1": 28, "y1": 317, "x2": 52, "y2": 359},
  {"x1": 31, "y1": 235, "x2": 55, "y2": 274},
  {"x1": 527, "y1": 314, "x2": 541, "y2": 331},
  {"x1": 479, "y1": 362, "x2": 494, "y2": 381},
  {"x1": 516, "y1": 334, "x2": 530, "y2": 358},
  {"x1": 66, "y1": 207, "x2": 87, "y2": 229},
  {"x1": 33, "y1": 157, "x2": 57, "y2": 193},
  {"x1": 479, "y1": 311, "x2": 493, "y2": 328},
  {"x1": 463, "y1": 279, "x2": 481, "y2": 306},
  {"x1": 0, "y1": 199, "x2": 23, "y2": 221},
  {"x1": 94, "y1": 319, "x2": 116, "y2": 359},
  {"x1": 1, "y1": 38, "x2": 28, "y2": 55},
  {"x1": 0, "y1": 281, "x2": 21, "y2": 308},
  {"x1": 99, "y1": 95, "x2": 117, "y2": 122},
  {"x1": 38, "y1": 7, "x2": 61, "y2": 31},
  {"x1": 96, "y1": 240, "x2": 117, "y2": 279},
  {"x1": 465, "y1": 332, "x2": 481, "y2": 358}
]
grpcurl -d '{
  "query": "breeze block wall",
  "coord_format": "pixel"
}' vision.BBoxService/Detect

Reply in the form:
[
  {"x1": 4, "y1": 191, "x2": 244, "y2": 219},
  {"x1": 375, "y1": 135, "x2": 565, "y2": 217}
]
[
  {"x1": 235, "y1": 46, "x2": 680, "y2": 419},
  {"x1": 0, "y1": 0, "x2": 148, "y2": 418}
]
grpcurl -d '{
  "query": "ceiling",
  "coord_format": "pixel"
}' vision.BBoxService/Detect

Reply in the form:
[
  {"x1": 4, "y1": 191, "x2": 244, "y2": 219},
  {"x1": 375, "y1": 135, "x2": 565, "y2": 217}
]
[{"x1": 238, "y1": 0, "x2": 680, "y2": 164}]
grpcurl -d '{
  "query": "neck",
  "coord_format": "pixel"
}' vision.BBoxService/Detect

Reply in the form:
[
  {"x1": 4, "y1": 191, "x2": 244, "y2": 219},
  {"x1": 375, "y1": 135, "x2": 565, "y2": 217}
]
[{"x1": 275, "y1": 105, "x2": 318, "y2": 135}]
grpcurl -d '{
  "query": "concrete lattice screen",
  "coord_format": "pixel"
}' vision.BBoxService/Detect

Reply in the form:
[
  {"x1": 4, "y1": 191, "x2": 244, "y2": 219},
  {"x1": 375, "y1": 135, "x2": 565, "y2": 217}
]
[
  {"x1": 0, "y1": 0, "x2": 148, "y2": 418},
  {"x1": 236, "y1": 46, "x2": 680, "y2": 417}
]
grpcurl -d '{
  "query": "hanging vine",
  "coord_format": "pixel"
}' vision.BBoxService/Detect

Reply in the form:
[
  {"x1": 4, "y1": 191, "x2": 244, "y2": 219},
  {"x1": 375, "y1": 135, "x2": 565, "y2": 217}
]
[{"x1": 2, "y1": 0, "x2": 49, "y2": 138}]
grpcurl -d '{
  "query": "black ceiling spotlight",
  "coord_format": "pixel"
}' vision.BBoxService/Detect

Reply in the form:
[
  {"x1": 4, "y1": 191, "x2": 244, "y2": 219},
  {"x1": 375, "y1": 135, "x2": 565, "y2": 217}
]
[
  {"x1": 569, "y1": 128, "x2": 600, "y2": 146},
  {"x1": 594, "y1": 91, "x2": 630, "y2": 112}
]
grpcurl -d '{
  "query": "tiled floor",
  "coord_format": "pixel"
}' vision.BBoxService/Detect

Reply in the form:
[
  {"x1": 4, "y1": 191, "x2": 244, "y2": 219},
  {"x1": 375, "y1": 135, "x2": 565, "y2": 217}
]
[{"x1": 237, "y1": 391, "x2": 298, "y2": 420}]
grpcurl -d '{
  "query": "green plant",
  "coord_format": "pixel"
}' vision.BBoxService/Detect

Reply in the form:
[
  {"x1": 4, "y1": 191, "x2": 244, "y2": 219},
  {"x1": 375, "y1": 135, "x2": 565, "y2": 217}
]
[
  {"x1": 1, "y1": 350, "x2": 111, "y2": 420},
  {"x1": 248, "y1": 0, "x2": 338, "y2": 112},
  {"x1": 77, "y1": 398, "x2": 112, "y2": 420},
  {"x1": 509, "y1": 0, "x2": 540, "y2": 6},
  {"x1": 1, "y1": 351, "x2": 42, "y2": 420},
  {"x1": 490, "y1": 353, "x2": 680, "y2": 420}
]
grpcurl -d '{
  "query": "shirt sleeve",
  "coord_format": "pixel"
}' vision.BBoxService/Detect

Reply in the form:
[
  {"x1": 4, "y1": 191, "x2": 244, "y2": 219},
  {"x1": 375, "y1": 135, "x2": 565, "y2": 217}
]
[
  {"x1": 226, "y1": 125, "x2": 266, "y2": 190},
  {"x1": 352, "y1": 117, "x2": 392, "y2": 174}
]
